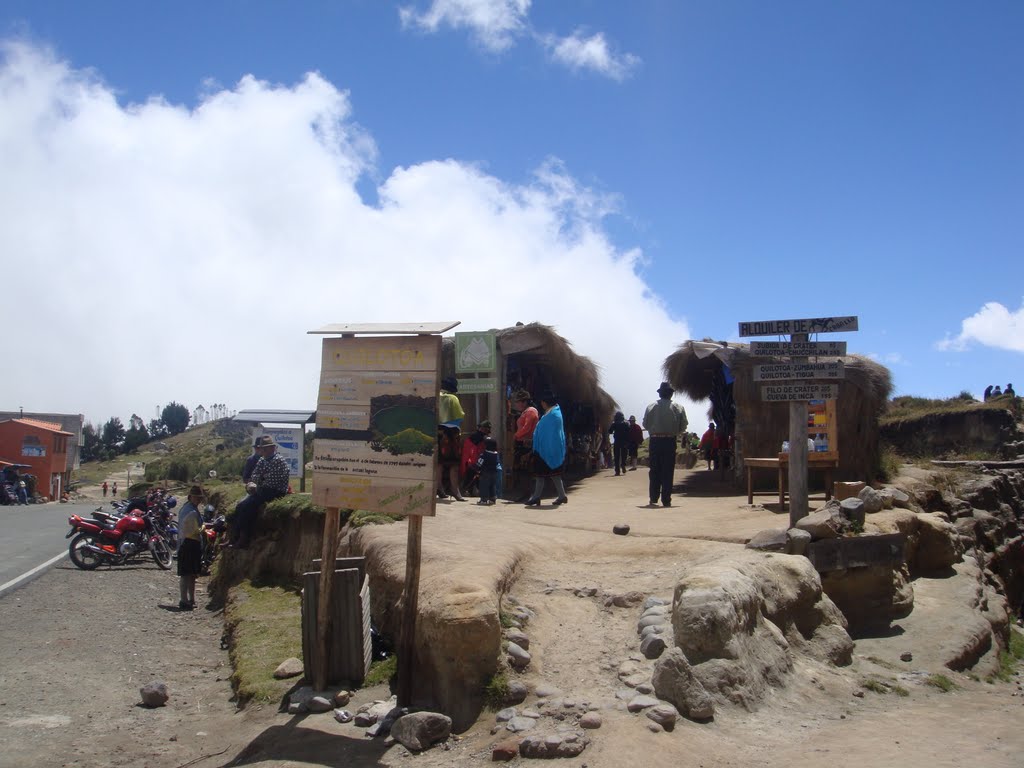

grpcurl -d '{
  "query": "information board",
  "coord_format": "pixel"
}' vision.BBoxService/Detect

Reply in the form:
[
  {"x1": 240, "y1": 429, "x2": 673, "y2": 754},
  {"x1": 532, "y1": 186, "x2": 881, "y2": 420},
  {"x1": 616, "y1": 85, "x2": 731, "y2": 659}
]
[
  {"x1": 749, "y1": 341, "x2": 847, "y2": 357},
  {"x1": 256, "y1": 426, "x2": 304, "y2": 478},
  {"x1": 738, "y1": 316, "x2": 859, "y2": 337},
  {"x1": 762, "y1": 383, "x2": 839, "y2": 402},
  {"x1": 754, "y1": 361, "x2": 845, "y2": 381},
  {"x1": 454, "y1": 331, "x2": 497, "y2": 374},
  {"x1": 312, "y1": 335, "x2": 440, "y2": 516}
]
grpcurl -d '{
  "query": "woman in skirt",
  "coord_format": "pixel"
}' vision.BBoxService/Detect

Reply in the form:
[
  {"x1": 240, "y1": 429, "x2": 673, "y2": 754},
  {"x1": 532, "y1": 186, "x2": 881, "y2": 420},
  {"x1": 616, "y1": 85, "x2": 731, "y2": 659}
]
[{"x1": 176, "y1": 485, "x2": 205, "y2": 610}]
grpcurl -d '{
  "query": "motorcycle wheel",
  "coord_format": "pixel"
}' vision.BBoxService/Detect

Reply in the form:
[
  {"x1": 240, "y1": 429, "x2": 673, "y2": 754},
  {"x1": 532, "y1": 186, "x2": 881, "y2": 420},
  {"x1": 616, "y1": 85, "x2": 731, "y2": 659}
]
[
  {"x1": 151, "y1": 537, "x2": 172, "y2": 570},
  {"x1": 69, "y1": 533, "x2": 103, "y2": 570}
]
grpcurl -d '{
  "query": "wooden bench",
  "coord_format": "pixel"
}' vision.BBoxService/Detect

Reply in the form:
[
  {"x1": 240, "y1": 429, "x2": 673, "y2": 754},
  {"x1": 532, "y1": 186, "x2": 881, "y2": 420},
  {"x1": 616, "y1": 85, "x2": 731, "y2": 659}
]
[{"x1": 745, "y1": 455, "x2": 838, "y2": 510}]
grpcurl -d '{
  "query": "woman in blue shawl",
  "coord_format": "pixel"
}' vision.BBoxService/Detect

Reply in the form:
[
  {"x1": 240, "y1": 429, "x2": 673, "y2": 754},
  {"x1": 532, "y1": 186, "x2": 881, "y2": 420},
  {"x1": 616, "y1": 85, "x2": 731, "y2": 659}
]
[{"x1": 525, "y1": 392, "x2": 568, "y2": 507}]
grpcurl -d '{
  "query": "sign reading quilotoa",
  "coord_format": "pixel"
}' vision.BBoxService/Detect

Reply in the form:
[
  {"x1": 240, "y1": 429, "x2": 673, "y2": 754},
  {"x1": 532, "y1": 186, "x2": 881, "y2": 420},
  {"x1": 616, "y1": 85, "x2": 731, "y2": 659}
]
[
  {"x1": 749, "y1": 341, "x2": 847, "y2": 357},
  {"x1": 738, "y1": 316, "x2": 858, "y2": 337},
  {"x1": 762, "y1": 383, "x2": 839, "y2": 402},
  {"x1": 754, "y1": 361, "x2": 845, "y2": 382}
]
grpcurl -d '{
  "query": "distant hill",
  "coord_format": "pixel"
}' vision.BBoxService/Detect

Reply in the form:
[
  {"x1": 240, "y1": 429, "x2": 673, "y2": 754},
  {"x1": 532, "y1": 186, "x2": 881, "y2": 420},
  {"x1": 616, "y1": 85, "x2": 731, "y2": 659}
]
[{"x1": 880, "y1": 395, "x2": 1022, "y2": 459}]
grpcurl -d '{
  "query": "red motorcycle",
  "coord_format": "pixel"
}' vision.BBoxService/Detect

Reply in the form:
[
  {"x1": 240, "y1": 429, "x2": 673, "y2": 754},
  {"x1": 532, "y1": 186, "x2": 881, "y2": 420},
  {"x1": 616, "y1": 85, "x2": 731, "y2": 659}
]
[{"x1": 66, "y1": 509, "x2": 173, "y2": 570}]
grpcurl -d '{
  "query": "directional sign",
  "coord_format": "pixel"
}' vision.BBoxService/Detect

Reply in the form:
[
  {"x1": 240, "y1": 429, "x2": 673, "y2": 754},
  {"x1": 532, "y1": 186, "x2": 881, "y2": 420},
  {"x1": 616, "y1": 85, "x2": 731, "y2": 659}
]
[
  {"x1": 750, "y1": 341, "x2": 847, "y2": 357},
  {"x1": 762, "y1": 383, "x2": 839, "y2": 402},
  {"x1": 754, "y1": 361, "x2": 845, "y2": 382},
  {"x1": 738, "y1": 316, "x2": 859, "y2": 337}
]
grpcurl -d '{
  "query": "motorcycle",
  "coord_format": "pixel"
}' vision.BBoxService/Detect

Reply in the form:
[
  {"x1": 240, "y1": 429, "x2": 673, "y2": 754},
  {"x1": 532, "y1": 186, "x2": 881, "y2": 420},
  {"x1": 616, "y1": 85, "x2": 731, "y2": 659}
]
[
  {"x1": 200, "y1": 505, "x2": 226, "y2": 575},
  {"x1": 66, "y1": 509, "x2": 173, "y2": 570}
]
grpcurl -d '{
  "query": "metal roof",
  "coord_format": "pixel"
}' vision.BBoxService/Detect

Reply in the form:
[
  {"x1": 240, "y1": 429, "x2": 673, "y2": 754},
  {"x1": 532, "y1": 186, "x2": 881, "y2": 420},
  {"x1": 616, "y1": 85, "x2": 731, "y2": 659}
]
[
  {"x1": 307, "y1": 321, "x2": 460, "y2": 335},
  {"x1": 233, "y1": 409, "x2": 316, "y2": 425}
]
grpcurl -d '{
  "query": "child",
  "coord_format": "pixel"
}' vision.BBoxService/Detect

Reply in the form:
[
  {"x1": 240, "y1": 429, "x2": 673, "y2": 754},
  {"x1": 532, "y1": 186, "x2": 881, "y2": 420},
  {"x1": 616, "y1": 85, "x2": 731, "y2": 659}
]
[{"x1": 475, "y1": 437, "x2": 502, "y2": 506}]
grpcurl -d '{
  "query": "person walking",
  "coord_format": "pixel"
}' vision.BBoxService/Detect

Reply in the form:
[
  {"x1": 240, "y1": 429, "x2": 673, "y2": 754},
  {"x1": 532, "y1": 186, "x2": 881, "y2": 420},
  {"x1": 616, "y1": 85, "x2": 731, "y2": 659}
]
[
  {"x1": 525, "y1": 392, "x2": 568, "y2": 507},
  {"x1": 608, "y1": 412, "x2": 630, "y2": 476},
  {"x1": 627, "y1": 415, "x2": 643, "y2": 471},
  {"x1": 111, "y1": 481, "x2": 117, "y2": 497},
  {"x1": 176, "y1": 485, "x2": 205, "y2": 610},
  {"x1": 101, "y1": 481, "x2": 108, "y2": 498},
  {"x1": 642, "y1": 382, "x2": 687, "y2": 507}
]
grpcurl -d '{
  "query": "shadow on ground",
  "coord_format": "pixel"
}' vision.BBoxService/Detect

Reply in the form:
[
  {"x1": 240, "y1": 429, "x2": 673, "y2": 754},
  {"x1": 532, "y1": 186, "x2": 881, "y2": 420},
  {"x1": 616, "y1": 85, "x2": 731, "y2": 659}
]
[{"x1": 219, "y1": 717, "x2": 393, "y2": 767}]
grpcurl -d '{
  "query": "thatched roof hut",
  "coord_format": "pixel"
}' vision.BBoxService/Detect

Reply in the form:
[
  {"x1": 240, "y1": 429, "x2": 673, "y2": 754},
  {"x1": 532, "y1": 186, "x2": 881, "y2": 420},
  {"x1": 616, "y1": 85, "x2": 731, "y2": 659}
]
[{"x1": 664, "y1": 340, "x2": 892, "y2": 482}]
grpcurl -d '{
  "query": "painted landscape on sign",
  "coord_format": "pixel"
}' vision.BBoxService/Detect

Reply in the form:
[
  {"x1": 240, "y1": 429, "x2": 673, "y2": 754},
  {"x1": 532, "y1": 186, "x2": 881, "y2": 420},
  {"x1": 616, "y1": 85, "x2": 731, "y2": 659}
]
[{"x1": 369, "y1": 394, "x2": 435, "y2": 457}]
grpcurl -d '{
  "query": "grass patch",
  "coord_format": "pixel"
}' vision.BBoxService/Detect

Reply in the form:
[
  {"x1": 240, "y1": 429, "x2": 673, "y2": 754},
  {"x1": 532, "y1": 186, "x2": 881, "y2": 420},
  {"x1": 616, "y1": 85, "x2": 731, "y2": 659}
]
[
  {"x1": 892, "y1": 684, "x2": 909, "y2": 697},
  {"x1": 880, "y1": 394, "x2": 1015, "y2": 427},
  {"x1": 864, "y1": 655, "x2": 902, "y2": 672},
  {"x1": 224, "y1": 579, "x2": 303, "y2": 706},
  {"x1": 350, "y1": 509, "x2": 403, "y2": 527},
  {"x1": 877, "y1": 446, "x2": 903, "y2": 483},
  {"x1": 987, "y1": 627, "x2": 1024, "y2": 683},
  {"x1": 926, "y1": 674, "x2": 958, "y2": 692},
  {"x1": 861, "y1": 679, "x2": 890, "y2": 694},
  {"x1": 499, "y1": 609, "x2": 517, "y2": 629},
  {"x1": 484, "y1": 670, "x2": 510, "y2": 710},
  {"x1": 364, "y1": 655, "x2": 397, "y2": 687}
]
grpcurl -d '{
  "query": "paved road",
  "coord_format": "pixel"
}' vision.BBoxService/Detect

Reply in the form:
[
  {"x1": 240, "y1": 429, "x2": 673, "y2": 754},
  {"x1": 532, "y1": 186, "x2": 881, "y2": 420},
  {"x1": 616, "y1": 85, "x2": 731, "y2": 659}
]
[{"x1": 0, "y1": 501, "x2": 99, "y2": 594}]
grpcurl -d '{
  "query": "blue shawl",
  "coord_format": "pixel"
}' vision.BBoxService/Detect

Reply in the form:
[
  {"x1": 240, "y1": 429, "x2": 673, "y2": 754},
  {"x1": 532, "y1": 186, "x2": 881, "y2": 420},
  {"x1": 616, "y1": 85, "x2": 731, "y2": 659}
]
[{"x1": 533, "y1": 405, "x2": 566, "y2": 469}]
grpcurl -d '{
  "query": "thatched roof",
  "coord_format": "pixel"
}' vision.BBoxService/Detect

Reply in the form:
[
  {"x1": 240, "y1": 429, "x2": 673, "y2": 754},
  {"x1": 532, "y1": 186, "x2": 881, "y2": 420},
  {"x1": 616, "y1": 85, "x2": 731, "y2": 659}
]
[{"x1": 441, "y1": 322, "x2": 617, "y2": 423}]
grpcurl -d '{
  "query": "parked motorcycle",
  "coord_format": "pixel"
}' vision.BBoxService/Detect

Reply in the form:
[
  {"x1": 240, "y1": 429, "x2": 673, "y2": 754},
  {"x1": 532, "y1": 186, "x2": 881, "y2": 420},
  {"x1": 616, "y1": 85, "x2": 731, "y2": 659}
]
[
  {"x1": 66, "y1": 509, "x2": 173, "y2": 570},
  {"x1": 200, "y1": 505, "x2": 226, "y2": 575}
]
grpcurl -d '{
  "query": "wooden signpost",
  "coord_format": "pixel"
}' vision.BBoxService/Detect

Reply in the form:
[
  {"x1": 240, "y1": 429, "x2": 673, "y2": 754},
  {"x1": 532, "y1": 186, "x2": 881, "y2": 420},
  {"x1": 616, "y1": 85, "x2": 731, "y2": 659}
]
[
  {"x1": 739, "y1": 315, "x2": 858, "y2": 526},
  {"x1": 308, "y1": 321, "x2": 459, "y2": 698}
]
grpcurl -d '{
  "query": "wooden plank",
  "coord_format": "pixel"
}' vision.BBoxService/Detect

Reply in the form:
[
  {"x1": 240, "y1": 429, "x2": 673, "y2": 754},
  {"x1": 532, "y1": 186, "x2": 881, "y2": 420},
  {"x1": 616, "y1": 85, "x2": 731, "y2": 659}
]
[
  {"x1": 313, "y1": 476, "x2": 433, "y2": 516},
  {"x1": 301, "y1": 573, "x2": 318, "y2": 683},
  {"x1": 754, "y1": 361, "x2": 845, "y2": 381},
  {"x1": 806, "y1": 534, "x2": 906, "y2": 572},
  {"x1": 312, "y1": 557, "x2": 366, "y2": 585},
  {"x1": 318, "y1": 372, "x2": 437, "y2": 405},
  {"x1": 397, "y1": 515, "x2": 423, "y2": 707},
  {"x1": 319, "y1": 335, "x2": 439, "y2": 372},
  {"x1": 762, "y1": 383, "x2": 839, "y2": 402},
  {"x1": 308, "y1": 321, "x2": 460, "y2": 335},
  {"x1": 315, "y1": 507, "x2": 342, "y2": 691},
  {"x1": 738, "y1": 316, "x2": 859, "y2": 337},
  {"x1": 749, "y1": 341, "x2": 847, "y2": 357}
]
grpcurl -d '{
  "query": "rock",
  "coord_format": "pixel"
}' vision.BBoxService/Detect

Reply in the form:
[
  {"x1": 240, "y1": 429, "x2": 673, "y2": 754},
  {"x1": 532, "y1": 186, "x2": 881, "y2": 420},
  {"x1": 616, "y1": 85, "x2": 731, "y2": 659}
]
[
  {"x1": 492, "y1": 737, "x2": 520, "y2": 761},
  {"x1": 643, "y1": 597, "x2": 670, "y2": 610},
  {"x1": 273, "y1": 657, "x2": 304, "y2": 679},
  {"x1": 507, "y1": 641, "x2": 531, "y2": 670},
  {"x1": 627, "y1": 694, "x2": 659, "y2": 712},
  {"x1": 506, "y1": 716, "x2": 536, "y2": 732},
  {"x1": 390, "y1": 712, "x2": 452, "y2": 752},
  {"x1": 877, "y1": 488, "x2": 896, "y2": 509},
  {"x1": 613, "y1": 523, "x2": 631, "y2": 536},
  {"x1": 308, "y1": 696, "x2": 333, "y2": 713},
  {"x1": 915, "y1": 513, "x2": 963, "y2": 572},
  {"x1": 534, "y1": 684, "x2": 561, "y2": 698},
  {"x1": 140, "y1": 681, "x2": 169, "y2": 708},
  {"x1": 579, "y1": 711, "x2": 602, "y2": 729},
  {"x1": 795, "y1": 507, "x2": 848, "y2": 539},
  {"x1": 889, "y1": 487, "x2": 912, "y2": 509},
  {"x1": 519, "y1": 732, "x2": 588, "y2": 759},
  {"x1": 504, "y1": 680, "x2": 529, "y2": 704},
  {"x1": 495, "y1": 707, "x2": 517, "y2": 723},
  {"x1": 915, "y1": 487, "x2": 952, "y2": 514},
  {"x1": 840, "y1": 497, "x2": 867, "y2": 525},
  {"x1": 608, "y1": 591, "x2": 645, "y2": 608},
  {"x1": 287, "y1": 701, "x2": 306, "y2": 715},
  {"x1": 835, "y1": 481, "x2": 866, "y2": 501},
  {"x1": 622, "y1": 673, "x2": 648, "y2": 688},
  {"x1": 651, "y1": 648, "x2": 715, "y2": 720},
  {"x1": 857, "y1": 487, "x2": 883, "y2": 515},
  {"x1": 290, "y1": 686, "x2": 315, "y2": 709},
  {"x1": 746, "y1": 528, "x2": 788, "y2": 552},
  {"x1": 641, "y1": 604, "x2": 671, "y2": 618},
  {"x1": 646, "y1": 703, "x2": 679, "y2": 730},
  {"x1": 334, "y1": 709, "x2": 353, "y2": 723},
  {"x1": 820, "y1": 564, "x2": 914, "y2": 635},
  {"x1": 640, "y1": 622, "x2": 668, "y2": 640},
  {"x1": 648, "y1": 721, "x2": 664, "y2": 733},
  {"x1": 506, "y1": 630, "x2": 529, "y2": 650},
  {"x1": 574, "y1": 586, "x2": 598, "y2": 597},
  {"x1": 333, "y1": 690, "x2": 351, "y2": 707},
  {"x1": 900, "y1": 652, "x2": 913, "y2": 662},
  {"x1": 635, "y1": 682, "x2": 654, "y2": 694},
  {"x1": 786, "y1": 528, "x2": 812, "y2": 556},
  {"x1": 640, "y1": 633, "x2": 667, "y2": 659}
]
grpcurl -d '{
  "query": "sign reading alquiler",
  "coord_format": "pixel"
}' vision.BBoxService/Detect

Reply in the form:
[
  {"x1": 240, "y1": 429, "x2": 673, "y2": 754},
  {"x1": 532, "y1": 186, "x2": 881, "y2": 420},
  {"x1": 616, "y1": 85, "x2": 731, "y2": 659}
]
[
  {"x1": 754, "y1": 361, "x2": 845, "y2": 381},
  {"x1": 738, "y1": 316, "x2": 859, "y2": 337},
  {"x1": 762, "y1": 383, "x2": 839, "y2": 402},
  {"x1": 749, "y1": 341, "x2": 847, "y2": 357},
  {"x1": 312, "y1": 335, "x2": 440, "y2": 516}
]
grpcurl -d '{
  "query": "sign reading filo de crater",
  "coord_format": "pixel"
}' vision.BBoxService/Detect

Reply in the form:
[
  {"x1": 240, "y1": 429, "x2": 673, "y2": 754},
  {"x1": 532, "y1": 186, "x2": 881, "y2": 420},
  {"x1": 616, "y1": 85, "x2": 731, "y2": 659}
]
[{"x1": 313, "y1": 335, "x2": 440, "y2": 516}]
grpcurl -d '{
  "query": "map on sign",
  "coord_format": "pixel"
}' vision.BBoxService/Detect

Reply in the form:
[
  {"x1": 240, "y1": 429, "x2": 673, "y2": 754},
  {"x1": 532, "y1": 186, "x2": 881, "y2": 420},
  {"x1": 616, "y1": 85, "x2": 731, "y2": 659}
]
[
  {"x1": 754, "y1": 361, "x2": 845, "y2": 381},
  {"x1": 738, "y1": 316, "x2": 858, "y2": 337},
  {"x1": 749, "y1": 341, "x2": 847, "y2": 357},
  {"x1": 454, "y1": 332, "x2": 496, "y2": 374},
  {"x1": 762, "y1": 383, "x2": 839, "y2": 402}
]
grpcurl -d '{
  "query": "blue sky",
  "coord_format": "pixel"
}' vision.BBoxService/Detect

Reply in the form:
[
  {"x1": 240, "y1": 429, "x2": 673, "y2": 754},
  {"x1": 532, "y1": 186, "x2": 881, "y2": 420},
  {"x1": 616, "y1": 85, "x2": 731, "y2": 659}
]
[{"x1": 0, "y1": 1, "x2": 1021, "y2": 429}]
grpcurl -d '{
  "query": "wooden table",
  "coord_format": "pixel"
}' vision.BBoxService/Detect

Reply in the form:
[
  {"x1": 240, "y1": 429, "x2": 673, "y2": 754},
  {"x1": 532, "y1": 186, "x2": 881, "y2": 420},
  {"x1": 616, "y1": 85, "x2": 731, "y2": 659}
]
[{"x1": 745, "y1": 455, "x2": 839, "y2": 510}]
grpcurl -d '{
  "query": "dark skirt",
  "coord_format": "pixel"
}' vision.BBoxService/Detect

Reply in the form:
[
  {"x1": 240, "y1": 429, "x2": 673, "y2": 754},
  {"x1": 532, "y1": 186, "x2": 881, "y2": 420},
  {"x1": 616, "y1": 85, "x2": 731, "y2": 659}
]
[
  {"x1": 531, "y1": 452, "x2": 564, "y2": 477},
  {"x1": 177, "y1": 538, "x2": 202, "y2": 576},
  {"x1": 438, "y1": 426, "x2": 462, "y2": 467}
]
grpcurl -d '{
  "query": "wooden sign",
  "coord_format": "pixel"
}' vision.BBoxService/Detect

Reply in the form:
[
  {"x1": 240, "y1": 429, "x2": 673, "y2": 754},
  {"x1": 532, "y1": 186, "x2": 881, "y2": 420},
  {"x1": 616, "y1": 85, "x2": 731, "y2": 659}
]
[
  {"x1": 457, "y1": 377, "x2": 498, "y2": 394},
  {"x1": 806, "y1": 533, "x2": 905, "y2": 572},
  {"x1": 738, "y1": 316, "x2": 859, "y2": 337},
  {"x1": 750, "y1": 341, "x2": 847, "y2": 357},
  {"x1": 313, "y1": 335, "x2": 440, "y2": 516},
  {"x1": 754, "y1": 361, "x2": 845, "y2": 381},
  {"x1": 762, "y1": 383, "x2": 839, "y2": 402}
]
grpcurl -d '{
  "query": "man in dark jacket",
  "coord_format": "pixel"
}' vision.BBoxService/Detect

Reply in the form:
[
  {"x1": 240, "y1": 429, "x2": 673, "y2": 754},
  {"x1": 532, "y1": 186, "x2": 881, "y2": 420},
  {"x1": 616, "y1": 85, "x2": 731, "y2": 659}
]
[{"x1": 229, "y1": 435, "x2": 290, "y2": 549}]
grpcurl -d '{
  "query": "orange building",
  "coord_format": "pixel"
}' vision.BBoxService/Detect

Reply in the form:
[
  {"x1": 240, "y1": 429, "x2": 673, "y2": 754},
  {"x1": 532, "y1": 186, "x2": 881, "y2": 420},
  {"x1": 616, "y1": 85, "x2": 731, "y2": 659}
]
[{"x1": 0, "y1": 418, "x2": 73, "y2": 500}]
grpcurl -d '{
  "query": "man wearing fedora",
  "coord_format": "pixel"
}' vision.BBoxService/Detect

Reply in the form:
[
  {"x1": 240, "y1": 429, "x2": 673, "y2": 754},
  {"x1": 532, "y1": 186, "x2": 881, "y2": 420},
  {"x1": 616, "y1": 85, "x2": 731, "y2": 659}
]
[
  {"x1": 229, "y1": 434, "x2": 290, "y2": 549},
  {"x1": 642, "y1": 382, "x2": 688, "y2": 508}
]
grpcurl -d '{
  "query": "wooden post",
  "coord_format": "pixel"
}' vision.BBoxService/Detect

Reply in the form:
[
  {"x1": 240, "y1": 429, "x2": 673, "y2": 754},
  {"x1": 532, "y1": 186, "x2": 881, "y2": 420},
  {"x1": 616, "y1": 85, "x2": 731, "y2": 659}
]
[
  {"x1": 314, "y1": 506, "x2": 341, "y2": 691},
  {"x1": 788, "y1": 333, "x2": 809, "y2": 526},
  {"x1": 396, "y1": 514, "x2": 423, "y2": 707}
]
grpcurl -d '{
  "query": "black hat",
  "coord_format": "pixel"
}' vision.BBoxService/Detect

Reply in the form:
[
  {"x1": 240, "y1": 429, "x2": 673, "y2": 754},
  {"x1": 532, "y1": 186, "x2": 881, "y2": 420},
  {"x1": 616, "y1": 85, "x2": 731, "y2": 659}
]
[
  {"x1": 441, "y1": 376, "x2": 458, "y2": 393},
  {"x1": 657, "y1": 382, "x2": 674, "y2": 397},
  {"x1": 538, "y1": 390, "x2": 557, "y2": 405}
]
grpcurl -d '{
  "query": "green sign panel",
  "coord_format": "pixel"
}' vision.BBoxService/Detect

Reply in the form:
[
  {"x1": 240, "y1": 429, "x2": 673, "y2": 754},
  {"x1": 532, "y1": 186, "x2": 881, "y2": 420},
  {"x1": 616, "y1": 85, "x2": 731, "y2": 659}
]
[
  {"x1": 454, "y1": 332, "x2": 497, "y2": 374},
  {"x1": 457, "y1": 377, "x2": 498, "y2": 394}
]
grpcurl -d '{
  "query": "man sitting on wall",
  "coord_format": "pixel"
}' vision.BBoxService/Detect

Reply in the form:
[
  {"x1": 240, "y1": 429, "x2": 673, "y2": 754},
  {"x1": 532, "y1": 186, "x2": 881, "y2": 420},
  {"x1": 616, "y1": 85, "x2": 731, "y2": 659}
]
[{"x1": 228, "y1": 435, "x2": 290, "y2": 549}]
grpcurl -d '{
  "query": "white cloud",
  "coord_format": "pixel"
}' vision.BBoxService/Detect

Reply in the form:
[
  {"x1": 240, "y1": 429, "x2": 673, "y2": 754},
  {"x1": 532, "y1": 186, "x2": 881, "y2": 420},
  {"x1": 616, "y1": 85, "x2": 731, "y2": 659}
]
[
  {"x1": 399, "y1": 0, "x2": 530, "y2": 52},
  {"x1": 866, "y1": 352, "x2": 907, "y2": 366},
  {"x1": 936, "y1": 301, "x2": 1024, "y2": 353},
  {"x1": 543, "y1": 30, "x2": 640, "y2": 81},
  {"x1": 0, "y1": 40, "x2": 693, "y2": 429}
]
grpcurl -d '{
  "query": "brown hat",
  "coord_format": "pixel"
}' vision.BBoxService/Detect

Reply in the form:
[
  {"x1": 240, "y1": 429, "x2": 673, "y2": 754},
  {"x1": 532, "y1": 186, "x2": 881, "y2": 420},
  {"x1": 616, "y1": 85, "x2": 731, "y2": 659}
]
[
  {"x1": 188, "y1": 485, "x2": 204, "y2": 498},
  {"x1": 254, "y1": 435, "x2": 277, "y2": 448},
  {"x1": 657, "y1": 382, "x2": 674, "y2": 397},
  {"x1": 512, "y1": 389, "x2": 531, "y2": 403}
]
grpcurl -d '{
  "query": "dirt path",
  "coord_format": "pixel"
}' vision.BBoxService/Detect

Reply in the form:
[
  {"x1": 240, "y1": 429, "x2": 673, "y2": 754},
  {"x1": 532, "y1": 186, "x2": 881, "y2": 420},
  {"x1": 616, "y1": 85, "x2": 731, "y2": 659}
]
[{"x1": 1, "y1": 467, "x2": 1022, "y2": 767}]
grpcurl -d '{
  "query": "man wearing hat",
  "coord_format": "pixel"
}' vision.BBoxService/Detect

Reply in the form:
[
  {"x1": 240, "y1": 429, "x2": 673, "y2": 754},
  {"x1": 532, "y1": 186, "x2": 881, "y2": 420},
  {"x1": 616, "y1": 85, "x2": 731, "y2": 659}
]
[
  {"x1": 229, "y1": 435, "x2": 290, "y2": 549},
  {"x1": 642, "y1": 382, "x2": 688, "y2": 507}
]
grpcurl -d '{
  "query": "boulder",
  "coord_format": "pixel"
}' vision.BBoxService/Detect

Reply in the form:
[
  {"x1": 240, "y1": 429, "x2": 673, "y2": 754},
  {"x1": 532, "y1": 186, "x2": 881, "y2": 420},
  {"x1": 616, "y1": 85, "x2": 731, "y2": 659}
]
[
  {"x1": 519, "y1": 732, "x2": 588, "y2": 759},
  {"x1": 840, "y1": 498, "x2": 866, "y2": 526},
  {"x1": 273, "y1": 657, "x2": 304, "y2": 679},
  {"x1": 651, "y1": 648, "x2": 715, "y2": 720},
  {"x1": 640, "y1": 633, "x2": 667, "y2": 659},
  {"x1": 914, "y1": 513, "x2": 963, "y2": 572},
  {"x1": 746, "y1": 529, "x2": 788, "y2": 552},
  {"x1": 786, "y1": 528, "x2": 812, "y2": 556},
  {"x1": 390, "y1": 712, "x2": 452, "y2": 752},
  {"x1": 835, "y1": 481, "x2": 866, "y2": 501},
  {"x1": 794, "y1": 508, "x2": 848, "y2": 540},
  {"x1": 857, "y1": 487, "x2": 884, "y2": 515},
  {"x1": 139, "y1": 681, "x2": 169, "y2": 708},
  {"x1": 645, "y1": 703, "x2": 679, "y2": 731},
  {"x1": 506, "y1": 642, "x2": 531, "y2": 670},
  {"x1": 820, "y1": 565, "x2": 914, "y2": 635},
  {"x1": 491, "y1": 738, "x2": 520, "y2": 761}
]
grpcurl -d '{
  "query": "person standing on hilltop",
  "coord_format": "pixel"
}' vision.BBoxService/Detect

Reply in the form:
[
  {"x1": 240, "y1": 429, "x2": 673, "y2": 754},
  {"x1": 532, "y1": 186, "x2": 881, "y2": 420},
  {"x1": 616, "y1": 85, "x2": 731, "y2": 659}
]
[
  {"x1": 983, "y1": 385, "x2": 993, "y2": 401},
  {"x1": 1006, "y1": 383, "x2": 1016, "y2": 398},
  {"x1": 643, "y1": 382, "x2": 687, "y2": 508}
]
